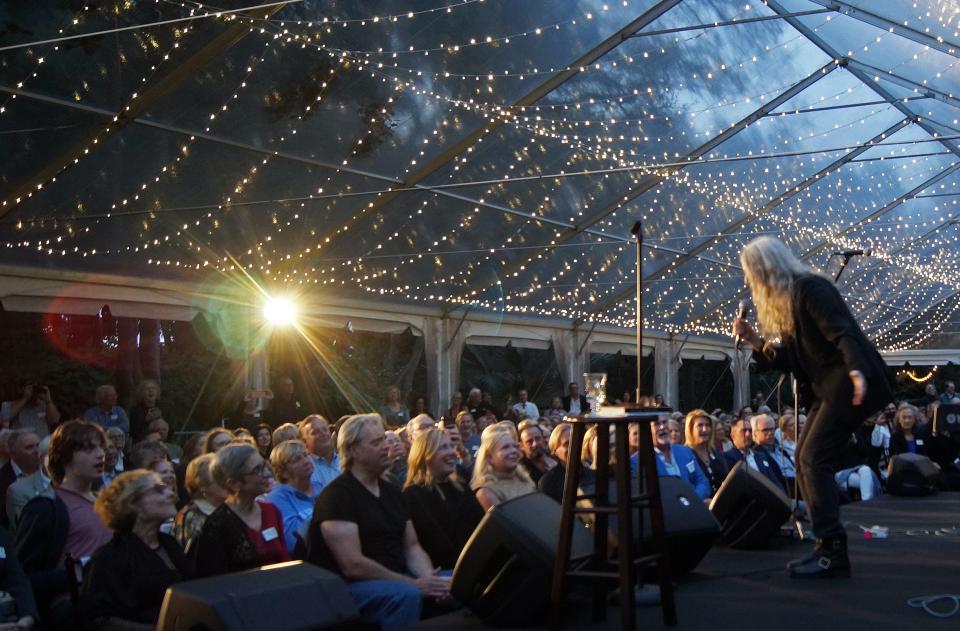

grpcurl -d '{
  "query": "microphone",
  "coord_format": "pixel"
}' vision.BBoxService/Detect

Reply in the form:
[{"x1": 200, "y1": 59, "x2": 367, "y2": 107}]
[
  {"x1": 833, "y1": 249, "x2": 872, "y2": 258},
  {"x1": 735, "y1": 299, "x2": 749, "y2": 349}
]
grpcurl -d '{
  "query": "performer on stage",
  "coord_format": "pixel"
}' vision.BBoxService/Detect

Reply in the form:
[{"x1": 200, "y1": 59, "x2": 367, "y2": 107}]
[{"x1": 732, "y1": 237, "x2": 893, "y2": 579}]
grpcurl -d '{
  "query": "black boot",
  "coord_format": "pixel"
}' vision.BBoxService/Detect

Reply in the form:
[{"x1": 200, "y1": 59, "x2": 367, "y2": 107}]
[{"x1": 788, "y1": 535, "x2": 850, "y2": 578}]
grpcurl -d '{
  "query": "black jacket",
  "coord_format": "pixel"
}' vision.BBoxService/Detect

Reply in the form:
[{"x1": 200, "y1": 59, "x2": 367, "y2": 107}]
[
  {"x1": 14, "y1": 495, "x2": 70, "y2": 606},
  {"x1": 561, "y1": 395, "x2": 590, "y2": 414},
  {"x1": 0, "y1": 528, "x2": 38, "y2": 621},
  {"x1": 753, "y1": 274, "x2": 893, "y2": 417}
]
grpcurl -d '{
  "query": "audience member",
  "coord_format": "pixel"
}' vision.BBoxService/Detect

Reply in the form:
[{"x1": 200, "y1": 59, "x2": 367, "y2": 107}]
[
  {"x1": 203, "y1": 428, "x2": 233, "y2": 454},
  {"x1": 143, "y1": 417, "x2": 182, "y2": 462},
  {"x1": 101, "y1": 432, "x2": 123, "y2": 489},
  {"x1": 518, "y1": 422, "x2": 557, "y2": 484},
  {"x1": 406, "y1": 414, "x2": 437, "y2": 447},
  {"x1": 379, "y1": 385, "x2": 410, "y2": 429},
  {"x1": 83, "y1": 385, "x2": 129, "y2": 434},
  {"x1": 562, "y1": 382, "x2": 590, "y2": 415},
  {"x1": 410, "y1": 396, "x2": 429, "y2": 418},
  {"x1": 17, "y1": 420, "x2": 112, "y2": 622},
  {"x1": 1, "y1": 379, "x2": 60, "y2": 438},
  {"x1": 264, "y1": 440, "x2": 317, "y2": 553},
  {"x1": 544, "y1": 396, "x2": 566, "y2": 424},
  {"x1": 0, "y1": 527, "x2": 37, "y2": 631},
  {"x1": 890, "y1": 403, "x2": 929, "y2": 456},
  {"x1": 667, "y1": 419, "x2": 683, "y2": 445},
  {"x1": 298, "y1": 415, "x2": 339, "y2": 493},
  {"x1": 403, "y1": 428, "x2": 484, "y2": 569},
  {"x1": 724, "y1": 417, "x2": 787, "y2": 492},
  {"x1": 308, "y1": 414, "x2": 450, "y2": 630},
  {"x1": 753, "y1": 413, "x2": 796, "y2": 489},
  {"x1": 470, "y1": 422, "x2": 536, "y2": 511},
  {"x1": 265, "y1": 376, "x2": 303, "y2": 426},
  {"x1": 465, "y1": 388, "x2": 493, "y2": 420},
  {"x1": 230, "y1": 388, "x2": 272, "y2": 430},
  {"x1": 511, "y1": 390, "x2": 539, "y2": 422},
  {"x1": 81, "y1": 470, "x2": 187, "y2": 630},
  {"x1": 538, "y1": 422, "x2": 595, "y2": 503},
  {"x1": 271, "y1": 422, "x2": 299, "y2": 446},
  {"x1": 0, "y1": 430, "x2": 40, "y2": 526},
  {"x1": 939, "y1": 381, "x2": 956, "y2": 404},
  {"x1": 127, "y1": 379, "x2": 162, "y2": 442},
  {"x1": 6, "y1": 435, "x2": 53, "y2": 531},
  {"x1": 442, "y1": 392, "x2": 465, "y2": 424},
  {"x1": 634, "y1": 419, "x2": 711, "y2": 499},
  {"x1": 254, "y1": 423, "x2": 273, "y2": 459},
  {"x1": 194, "y1": 443, "x2": 289, "y2": 576},
  {"x1": 382, "y1": 431, "x2": 407, "y2": 486},
  {"x1": 454, "y1": 411, "x2": 480, "y2": 455},
  {"x1": 684, "y1": 410, "x2": 729, "y2": 497},
  {"x1": 443, "y1": 424, "x2": 473, "y2": 479},
  {"x1": 173, "y1": 453, "x2": 226, "y2": 550}
]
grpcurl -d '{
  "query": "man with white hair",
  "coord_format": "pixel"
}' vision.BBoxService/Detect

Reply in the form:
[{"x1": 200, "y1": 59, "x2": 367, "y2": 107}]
[
  {"x1": 83, "y1": 385, "x2": 130, "y2": 434},
  {"x1": 309, "y1": 414, "x2": 450, "y2": 630},
  {"x1": 405, "y1": 414, "x2": 437, "y2": 447},
  {"x1": 0, "y1": 429, "x2": 40, "y2": 527},
  {"x1": 6, "y1": 435, "x2": 53, "y2": 530}
]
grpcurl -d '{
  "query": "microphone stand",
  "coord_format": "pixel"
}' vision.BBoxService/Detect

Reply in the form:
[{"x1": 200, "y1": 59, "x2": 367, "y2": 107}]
[
  {"x1": 834, "y1": 253, "x2": 855, "y2": 282},
  {"x1": 791, "y1": 375, "x2": 807, "y2": 541}
]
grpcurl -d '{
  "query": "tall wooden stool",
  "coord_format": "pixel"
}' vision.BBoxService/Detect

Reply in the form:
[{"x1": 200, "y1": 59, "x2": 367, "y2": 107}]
[{"x1": 550, "y1": 409, "x2": 677, "y2": 630}]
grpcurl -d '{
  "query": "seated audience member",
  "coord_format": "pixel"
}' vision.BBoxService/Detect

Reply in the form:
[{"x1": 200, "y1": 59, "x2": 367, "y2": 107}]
[
  {"x1": 202, "y1": 428, "x2": 234, "y2": 454},
  {"x1": 308, "y1": 414, "x2": 451, "y2": 631},
  {"x1": 444, "y1": 424, "x2": 474, "y2": 480},
  {"x1": 403, "y1": 428, "x2": 484, "y2": 569},
  {"x1": 382, "y1": 431, "x2": 407, "y2": 486},
  {"x1": 870, "y1": 402, "x2": 897, "y2": 481},
  {"x1": 16, "y1": 420, "x2": 112, "y2": 624},
  {"x1": 562, "y1": 382, "x2": 590, "y2": 415},
  {"x1": 83, "y1": 385, "x2": 129, "y2": 434},
  {"x1": 752, "y1": 413, "x2": 796, "y2": 489},
  {"x1": 939, "y1": 380, "x2": 957, "y2": 404},
  {"x1": 454, "y1": 411, "x2": 480, "y2": 455},
  {"x1": 299, "y1": 415, "x2": 340, "y2": 492},
  {"x1": 465, "y1": 388, "x2": 493, "y2": 421},
  {"x1": 81, "y1": 470, "x2": 187, "y2": 630},
  {"x1": 544, "y1": 396, "x2": 567, "y2": 425},
  {"x1": 0, "y1": 430, "x2": 41, "y2": 526},
  {"x1": 834, "y1": 419, "x2": 882, "y2": 503},
  {"x1": 233, "y1": 428, "x2": 255, "y2": 444},
  {"x1": 714, "y1": 416, "x2": 734, "y2": 451},
  {"x1": 254, "y1": 423, "x2": 273, "y2": 459},
  {"x1": 128, "y1": 379, "x2": 162, "y2": 442},
  {"x1": 264, "y1": 440, "x2": 316, "y2": 553},
  {"x1": 632, "y1": 419, "x2": 711, "y2": 499},
  {"x1": 667, "y1": 419, "x2": 683, "y2": 446},
  {"x1": 890, "y1": 403, "x2": 929, "y2": 456},
  {"x1": 410, "y1": 396, "x2": 430, "y2": 419},
  {"x1": 143, "y1": 417, "x2": 182, "y2": 462},
  {"x1": 230, "y1": 388, "x2": 272, "y2": 430},
  {"x1": 0, "y1": 527, "x2": 38, "y2": 631},
  {"x1": 101, "y1": 432, "x2": 123, "y2": 490},
  {"x1": 129, "y1": 440, "x2": 179, "y2": 524},
  {"x1": 512, "y1": 390, "x2": 539, "y2": 422},
  {"x1": 538, "y1": 422, "x2": 595, "y2": 503},
  {"x1": 724, "y1": 417, "x2": 787, "y2": 492},
  {"x1": 174, "y1": 433, "x2": 202, "y2": 507},
  {"x1": 684, "y1": 410, "x2": 729, "y2": 497},
  {"x1": 628, "y1": 422, "x2": 640, "y2": 456},
  {"x1": 271, "y1": 422, "x2": 300, "y2": 446},
  {"x1": 442, "y1": 392, "x2": 465, "y2": 425},
  {"x1": 406, "y1": 414, "x2": 437, "y2": 447},
  {"x1": 775, "y1": 413, "x2": 799, "y2": 461},
  {"x1": 2, "y1": 378, "x2": 60, "y2": 438},
  {"x1": 518, "y1": 421, "x2": 557, "y2": 484},
  {"x1": 7, "y1": 435, "x2": 53, "y2": 530},
  {"x1": 470, "y1": 422, "x2": 537, "y2": 511},
  {"x1": 194, "y1": 443, "x2": 288, "y2": 576},
  {"x1": 173, "y1": 453, "x2": 226, "y2": 550}
]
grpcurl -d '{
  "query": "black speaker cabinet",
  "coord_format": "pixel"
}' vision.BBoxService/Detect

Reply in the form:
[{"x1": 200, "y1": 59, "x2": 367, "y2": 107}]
[
  {"x1": 709, "y1": 461, "x2": 792, "y2": 549},
  {"x1": 577, "y1": 476, "x2": 720, "y2": 577},
  {"x1": 450, "y1": 492, "x2": 592, "y2": 627},
  {"x1": 887, "y1": 453, "x2": 941, "y2": 496},
  {"x1": 157, "y1": 561, "x2": 359, "y2": 631}
]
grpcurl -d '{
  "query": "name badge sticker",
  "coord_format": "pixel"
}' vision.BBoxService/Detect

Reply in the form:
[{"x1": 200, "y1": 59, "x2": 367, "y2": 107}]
[
  {"x1": 0, "y1": 547, "x2": 6, "y2": 559},
  {"x1": 262, "y1": 527, "x2": 279, "y2": 542},
  {"x1": 916, "y1": 439, "x2": 924, "y2": 446},
  {"x1": 686, "y1": 461, "x2": 695, "y2": 473}
]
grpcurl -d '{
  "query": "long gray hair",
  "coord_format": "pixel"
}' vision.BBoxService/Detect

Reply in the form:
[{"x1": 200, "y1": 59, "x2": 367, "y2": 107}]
[{"x1": 740, "y1": 237, "x2": 810, "y2": 339}]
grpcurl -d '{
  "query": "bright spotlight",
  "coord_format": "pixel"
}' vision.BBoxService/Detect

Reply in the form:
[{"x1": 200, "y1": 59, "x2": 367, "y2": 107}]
[{"x1": 263, "y1": 296, "x2": 298, "y2": 326}]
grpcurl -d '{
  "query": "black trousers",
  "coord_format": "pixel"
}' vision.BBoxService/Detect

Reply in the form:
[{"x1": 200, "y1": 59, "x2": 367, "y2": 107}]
[{"x1": 795, "y1": 395, "x2": 863, "y2": 539}]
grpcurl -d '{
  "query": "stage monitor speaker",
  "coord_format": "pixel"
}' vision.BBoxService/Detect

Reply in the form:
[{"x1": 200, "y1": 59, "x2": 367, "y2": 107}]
[
  {"x1": 709, "y1": 461, "x2": 791, "y2": 549},
  {"x1": 577, "y1": 476, "x2": 720, "y2": 578},
  {"x1": 886, "y1": 453, "x2": 941, "y2": 496},
  {"x1": 157, "y1": 561, "x2": 360, "y2": 631},
  {"x1": 451, "y1": 492, "x2": 592, "y2": 627}
]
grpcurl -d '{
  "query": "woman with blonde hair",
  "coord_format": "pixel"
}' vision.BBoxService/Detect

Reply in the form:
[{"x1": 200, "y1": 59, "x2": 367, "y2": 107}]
[
  {"x1": 403, "y1": 428, "x2": 483, "y2": 568},
  {"x1": 82, "y1": 470, "x2": 188, "y2": 628},
  {"x1": 470, "y1": 422, "x2": 536, "y2": 511},
  {"x1": 173, "y1": 453, "x2": 227, "y2": 549},
  {"x1": 733, "y1": 236, "x2": 893, "y2": 579},
  {"x1": 684, "y1": 409, "x2": 729, "y2": 497}
]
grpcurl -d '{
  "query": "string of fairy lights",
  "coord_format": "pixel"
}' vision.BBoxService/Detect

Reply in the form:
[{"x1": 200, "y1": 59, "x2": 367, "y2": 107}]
[{"x1": 5, "y1": 1, "x2": 960, "y2": 351}]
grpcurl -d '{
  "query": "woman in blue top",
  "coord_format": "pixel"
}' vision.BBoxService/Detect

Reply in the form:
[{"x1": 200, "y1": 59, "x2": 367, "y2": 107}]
[{"x1": 263, "y1": 440, "x2": 317, "y2": 552}]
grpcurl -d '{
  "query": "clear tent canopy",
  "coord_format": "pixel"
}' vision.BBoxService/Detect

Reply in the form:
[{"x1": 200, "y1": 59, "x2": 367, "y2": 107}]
[{"x1": 2, "y1": 0, "x2": 960, "y2": 353}]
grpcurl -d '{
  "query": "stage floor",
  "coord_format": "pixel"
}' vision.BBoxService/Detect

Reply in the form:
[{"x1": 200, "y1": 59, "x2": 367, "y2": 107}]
[{"x1": 411, "y1": 493, "x2": 960, "y2": 630}]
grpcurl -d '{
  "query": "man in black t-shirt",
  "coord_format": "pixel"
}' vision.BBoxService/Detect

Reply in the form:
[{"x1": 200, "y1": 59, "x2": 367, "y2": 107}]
[{"x1": 309, "y1": 413, "x2": 450, "y2": 631}]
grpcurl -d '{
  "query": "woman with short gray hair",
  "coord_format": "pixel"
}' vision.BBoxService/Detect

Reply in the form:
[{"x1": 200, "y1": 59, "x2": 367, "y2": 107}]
[{"x1": 194, "y1": 443, "x2": 289, "y2": 576}]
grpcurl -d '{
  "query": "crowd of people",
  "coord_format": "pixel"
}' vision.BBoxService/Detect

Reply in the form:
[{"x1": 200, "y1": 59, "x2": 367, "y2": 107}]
[{"x1": 0, "y1": 375, "x2": 957, "y2": 630}]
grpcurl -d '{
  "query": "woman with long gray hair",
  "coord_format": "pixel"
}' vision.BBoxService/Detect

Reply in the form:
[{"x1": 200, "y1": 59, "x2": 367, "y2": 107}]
[{"x1": 732, "y1": 236, "x2": 892, "y2": 579}]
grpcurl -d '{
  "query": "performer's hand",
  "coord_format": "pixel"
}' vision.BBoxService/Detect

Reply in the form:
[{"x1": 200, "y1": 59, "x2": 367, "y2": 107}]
[
  {"x1": 732, "y1": 318, "x2": 760, "y2": 350},
  {"x1": 849, "y1": 370, "x2": 866, "y2": 406}
]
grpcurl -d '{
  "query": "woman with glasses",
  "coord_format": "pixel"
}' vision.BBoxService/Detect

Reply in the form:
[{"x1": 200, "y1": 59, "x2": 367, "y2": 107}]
[
  {"x1": 81, "y1": 469, "x2": 189, "y2": 629},
  {"x1": 195, "y1": 443, "x2": 290, "y2": 576},
  {"x1": 263, "y1": 440, "x2": 316, "y2": 553}
]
